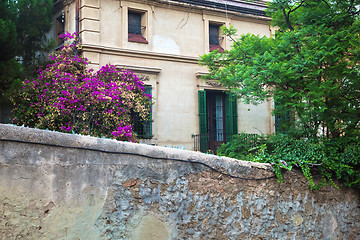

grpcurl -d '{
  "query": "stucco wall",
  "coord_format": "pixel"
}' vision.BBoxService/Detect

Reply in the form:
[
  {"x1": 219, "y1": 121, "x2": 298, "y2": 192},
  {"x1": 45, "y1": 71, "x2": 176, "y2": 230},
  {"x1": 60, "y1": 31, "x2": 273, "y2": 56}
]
[{"x1": 0, "y1": 124, "x2": 359, "y2": 239}]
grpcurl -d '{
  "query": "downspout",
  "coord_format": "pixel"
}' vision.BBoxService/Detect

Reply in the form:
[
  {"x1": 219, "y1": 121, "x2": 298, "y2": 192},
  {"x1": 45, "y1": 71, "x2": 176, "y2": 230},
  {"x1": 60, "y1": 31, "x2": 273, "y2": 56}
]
[
  {"x1": 75, "y1": 0, "x2": 79, "y2": 34},
  {"x1": 74, "y1": 0, "x2": 80, "y2": 56}
]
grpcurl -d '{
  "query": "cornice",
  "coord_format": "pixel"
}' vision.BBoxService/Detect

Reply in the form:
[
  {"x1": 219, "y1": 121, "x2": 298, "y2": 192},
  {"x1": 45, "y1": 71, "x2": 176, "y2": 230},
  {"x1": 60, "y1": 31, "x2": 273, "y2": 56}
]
[
  {"x1": 82, "y1": 44, "x2": 200, "y2": 64},
  {"x1": 126, "y1": 0, "x2": 271, "y2": 22}
]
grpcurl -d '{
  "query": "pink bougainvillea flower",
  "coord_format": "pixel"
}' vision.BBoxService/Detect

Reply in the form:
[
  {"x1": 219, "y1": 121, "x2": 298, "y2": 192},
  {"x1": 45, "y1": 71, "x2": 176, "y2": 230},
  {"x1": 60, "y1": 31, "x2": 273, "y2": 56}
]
[{"x1": 11, "y1": 32, "x2": 151, "y2": 142}]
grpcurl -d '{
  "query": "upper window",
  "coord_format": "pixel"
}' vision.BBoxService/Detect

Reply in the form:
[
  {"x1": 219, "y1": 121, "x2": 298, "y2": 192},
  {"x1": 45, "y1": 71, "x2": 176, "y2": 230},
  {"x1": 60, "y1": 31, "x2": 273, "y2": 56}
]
[
  {"x1": 209, "y1": 23, "x2": 224, "y2": 52},
  {"x1": 128, "y1": 11, "x2": 148, "y2": 44}
]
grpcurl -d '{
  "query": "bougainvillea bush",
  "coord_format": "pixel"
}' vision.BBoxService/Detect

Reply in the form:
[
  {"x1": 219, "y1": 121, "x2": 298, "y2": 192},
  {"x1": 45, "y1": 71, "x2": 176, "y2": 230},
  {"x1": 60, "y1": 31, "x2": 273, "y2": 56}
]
[{"x1": 11, "y1": 33, "x2": 151, "y2": 142}]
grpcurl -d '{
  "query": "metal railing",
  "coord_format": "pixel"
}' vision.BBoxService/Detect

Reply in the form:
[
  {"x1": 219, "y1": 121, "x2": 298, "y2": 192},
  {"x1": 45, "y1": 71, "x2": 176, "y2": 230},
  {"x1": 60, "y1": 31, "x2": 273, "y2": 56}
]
[
  {"x1": 192, "y1": 133, "x2": 259, "y2": 152},
  {"x1": 192, "y1": 133, "x2": 206, "y2": 152}
]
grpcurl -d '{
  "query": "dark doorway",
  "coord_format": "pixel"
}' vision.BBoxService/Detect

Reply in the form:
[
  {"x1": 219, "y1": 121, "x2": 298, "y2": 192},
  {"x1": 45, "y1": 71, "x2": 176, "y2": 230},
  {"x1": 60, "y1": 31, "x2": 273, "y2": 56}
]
[{"x1": 207, "y1": 91, "x2": 226, "y2": 153}]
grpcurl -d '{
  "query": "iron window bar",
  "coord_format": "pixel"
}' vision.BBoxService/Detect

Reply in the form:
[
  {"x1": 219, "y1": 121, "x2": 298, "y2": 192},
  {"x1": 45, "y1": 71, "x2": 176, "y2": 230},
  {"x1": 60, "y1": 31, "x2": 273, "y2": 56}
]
[
  {"x1": 210, "y1": 36, "x2": 224, "y2": 45},
  {"x1": 128, "y1": 25, "x2": 146, "y2": 38}
]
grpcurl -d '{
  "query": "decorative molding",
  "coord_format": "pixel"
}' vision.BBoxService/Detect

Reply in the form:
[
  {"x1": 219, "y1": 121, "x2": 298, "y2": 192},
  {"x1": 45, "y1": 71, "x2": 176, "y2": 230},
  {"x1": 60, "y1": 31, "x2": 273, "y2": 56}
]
[
  {"x1": 138, "y1": 75, "x2": 150, "y2": 81},
  {"x1": 116, "y1": 64, "x2": 161, "y2": 74},
  {"x1": 79, "y1": 17, "x2": 100, "y2": 22},
  {"x1": 82, "y1": 44, "x2": 200, "y2": 64},
  {"x1": 197, "y1": 72, "x2": 228, "y2": 90},
  {"x1": 205, "y1": 80, "x2": 223, "y2": 87},
  {"x1": 196, "y1": 71, "x2": 210, "y2": 78}
]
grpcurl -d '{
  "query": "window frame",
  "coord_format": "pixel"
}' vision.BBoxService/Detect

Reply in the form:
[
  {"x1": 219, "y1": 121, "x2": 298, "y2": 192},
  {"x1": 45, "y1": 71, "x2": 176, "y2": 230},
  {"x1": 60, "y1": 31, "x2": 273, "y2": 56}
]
[
  {"x1": 209, "y1": 22, "x2": 225, "y2": 53},
  {"x1": 127, "y1": 9, "x2": 148, "y2": 44}
]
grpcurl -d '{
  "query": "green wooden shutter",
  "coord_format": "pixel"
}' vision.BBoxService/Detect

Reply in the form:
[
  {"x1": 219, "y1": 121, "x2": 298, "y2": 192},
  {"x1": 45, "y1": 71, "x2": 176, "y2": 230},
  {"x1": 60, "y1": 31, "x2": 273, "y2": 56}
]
[
  {"x1": 198, "y1": 90, "x2": 208, "y2": 152},
  {"x1": 144, "y1": 85, "x2": 152, "y2": 138},
  {"x1": 225, "y1": 93, "x2": 238, "y2": 143},
  {"x1": 232, "y1": 95, "x2": 238, "y2": 136},
  {"x1": 274, "y1": 101, "x2": 289, "y2": 134},
  {"x1": 274, "y1": 101, "x2": 280, "y2": 133}
]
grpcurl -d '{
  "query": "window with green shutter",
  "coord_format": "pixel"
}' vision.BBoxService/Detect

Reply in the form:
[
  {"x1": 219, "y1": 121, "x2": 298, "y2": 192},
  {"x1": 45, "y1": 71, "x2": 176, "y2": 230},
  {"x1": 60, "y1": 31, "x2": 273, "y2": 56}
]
[
  {"x1": 225, "y1": 93, "x2": 238, "y2": 142},
  {"x1": 198, "y1": 90, "x2": 208, "y2": 152},
  {"x1": 133, "y1": 85, "x2": 152, "y2": 139}
]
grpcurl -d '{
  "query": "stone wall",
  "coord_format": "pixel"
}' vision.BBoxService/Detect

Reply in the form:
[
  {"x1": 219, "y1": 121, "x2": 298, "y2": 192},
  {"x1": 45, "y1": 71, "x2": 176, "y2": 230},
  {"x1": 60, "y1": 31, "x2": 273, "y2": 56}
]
[{"x1": 0, "y1": 124, "x2": 359, "y2": 240}]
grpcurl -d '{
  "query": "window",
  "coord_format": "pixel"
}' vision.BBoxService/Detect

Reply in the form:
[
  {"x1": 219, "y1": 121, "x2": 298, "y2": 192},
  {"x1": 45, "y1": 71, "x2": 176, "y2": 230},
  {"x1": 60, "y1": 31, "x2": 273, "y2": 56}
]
[
  {"x1": 132, "y1": 85, "x2": 152, "y2": 139},
  {"x1": 209, "y1": 23, "x2": 225, "y2": 52},
  {"x1": 128, "y1": 11, "x2": 148, "y2": 44}
]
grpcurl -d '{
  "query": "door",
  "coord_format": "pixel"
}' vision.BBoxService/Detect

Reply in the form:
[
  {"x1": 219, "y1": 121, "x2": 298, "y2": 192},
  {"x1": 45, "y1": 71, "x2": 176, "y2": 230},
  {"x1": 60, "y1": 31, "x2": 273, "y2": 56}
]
[
  {"x1": 207, "y1": 92, "x2": 226, "y2": 153},
  {"x1": 198, "y1": 90, "x2": 238, "y2": 153}
]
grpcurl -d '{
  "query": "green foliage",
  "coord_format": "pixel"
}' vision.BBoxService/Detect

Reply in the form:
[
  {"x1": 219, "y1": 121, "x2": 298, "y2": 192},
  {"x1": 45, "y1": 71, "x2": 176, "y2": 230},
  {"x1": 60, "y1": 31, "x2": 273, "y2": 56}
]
[
  {"x1": 0, "y1": 0, "x2": 53, "y2": 101},
  {"x1": 16, "y1": 0, "x2": 54, "y2": 67},
  {"x1": 322, "y1": 137, "x2": 360, "y2": 188},
  {"x1": 217, "y1": 133, "x2": 265, "y2": 160},
  {"x1": 200, "y1": 0, "x2": 360, "y2": 138},
  {"x1": 220, "y1": 134, "x2": 360, "y2": 190},
  {"x1": 0, "y1": 1, "x2": 17, "y2": 62},
  {"x1": 0, "y1": 59, "x2": 22, "y2": 104}
]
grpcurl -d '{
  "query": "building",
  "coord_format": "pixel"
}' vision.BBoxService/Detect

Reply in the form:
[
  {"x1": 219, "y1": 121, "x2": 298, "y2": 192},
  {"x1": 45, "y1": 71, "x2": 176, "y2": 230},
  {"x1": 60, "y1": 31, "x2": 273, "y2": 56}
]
[{"x1": 51, "y1": 0, "x2": 275, "y2": 152}]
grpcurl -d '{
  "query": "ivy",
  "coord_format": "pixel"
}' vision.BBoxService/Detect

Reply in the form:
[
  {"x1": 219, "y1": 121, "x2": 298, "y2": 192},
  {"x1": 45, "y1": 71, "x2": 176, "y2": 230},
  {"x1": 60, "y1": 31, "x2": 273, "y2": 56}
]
[{"x1": 219, "y1": 134, "x2": 359, "y2": 190}]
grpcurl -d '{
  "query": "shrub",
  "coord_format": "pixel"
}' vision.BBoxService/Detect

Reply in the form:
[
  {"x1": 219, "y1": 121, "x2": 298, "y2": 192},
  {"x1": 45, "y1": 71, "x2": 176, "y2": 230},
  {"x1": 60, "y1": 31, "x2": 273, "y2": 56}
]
[
  {"x1": 217, "y1": 133, "x2": 265, "y2": 160},
  {"x1": 322, "y1": 137, "x2": 360, "y2": 188},
  {"x1": 220, "y1": 134, "x2": 360, "y2": 190},
  {"x1": 11, "y1": 33, "x2": 151, "y2": 142}
]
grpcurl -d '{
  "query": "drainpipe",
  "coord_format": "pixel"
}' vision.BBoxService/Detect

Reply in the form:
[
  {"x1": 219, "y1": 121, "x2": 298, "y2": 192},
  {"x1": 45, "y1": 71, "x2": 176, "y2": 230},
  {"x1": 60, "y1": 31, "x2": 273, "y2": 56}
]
[
  {"x1": 74, "y1": 0, "x2": 80, "y2": 56},
  {"x1": 75, "y1": 0, "x2": 79, "y2": 34}
]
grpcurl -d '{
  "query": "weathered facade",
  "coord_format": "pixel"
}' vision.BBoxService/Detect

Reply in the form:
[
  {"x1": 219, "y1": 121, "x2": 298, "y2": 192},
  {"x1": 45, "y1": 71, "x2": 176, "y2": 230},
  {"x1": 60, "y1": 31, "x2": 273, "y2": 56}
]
[{"x1": 51, "y1": 0, "x2": 276, "y2": 151}]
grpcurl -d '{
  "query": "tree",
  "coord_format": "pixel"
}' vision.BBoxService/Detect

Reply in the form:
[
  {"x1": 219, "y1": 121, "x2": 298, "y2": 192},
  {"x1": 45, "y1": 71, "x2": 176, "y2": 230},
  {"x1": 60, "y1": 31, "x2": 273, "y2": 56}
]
[
  {"x1": 0, "y1": 0, "x2": 53, "y2": 102},
  {"x1": 200, "y1": 0, "x2": 360, "y2": 138},
  {"x1": 11, "y1": 33, "x2": 152, "y2": 142}
]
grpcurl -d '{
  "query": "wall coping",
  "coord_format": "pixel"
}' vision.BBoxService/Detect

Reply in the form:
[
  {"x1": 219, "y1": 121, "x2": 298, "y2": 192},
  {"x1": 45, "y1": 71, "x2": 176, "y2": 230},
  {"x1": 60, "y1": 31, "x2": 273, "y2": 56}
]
[{"x1": 0, "y1": 123, "x2": 273, "y2": 178}]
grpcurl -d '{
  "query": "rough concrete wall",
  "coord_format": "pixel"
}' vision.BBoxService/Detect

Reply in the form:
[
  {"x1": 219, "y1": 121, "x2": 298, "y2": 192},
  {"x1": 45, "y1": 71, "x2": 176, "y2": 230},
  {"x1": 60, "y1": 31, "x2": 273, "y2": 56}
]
[{"x1": 0, "y1": 124, "x2": 359, "y2": 240}]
